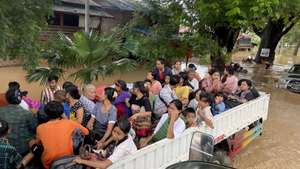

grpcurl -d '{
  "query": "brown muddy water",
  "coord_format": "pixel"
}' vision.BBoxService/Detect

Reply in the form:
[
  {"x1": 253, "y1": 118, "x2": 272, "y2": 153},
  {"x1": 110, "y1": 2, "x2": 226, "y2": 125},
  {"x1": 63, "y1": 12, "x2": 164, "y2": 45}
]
[{"x1": 0, "y1": 59, "x2": 300, "y2": 169}]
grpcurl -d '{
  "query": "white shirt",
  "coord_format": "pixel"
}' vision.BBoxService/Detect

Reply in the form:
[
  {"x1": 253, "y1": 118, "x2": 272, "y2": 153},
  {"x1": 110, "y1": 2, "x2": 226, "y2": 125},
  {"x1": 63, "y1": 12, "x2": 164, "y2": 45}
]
[
  {"x1": 154, "y1": 114, "x2": 186, "y2": 139},
  {"x1": 108, "y1": 135, "x2": 137, "y2": 163},
  {"x1": 188, "y1": 99, "x2": 198, "y2": 111},
  {"x1": 154, "y1": 85, "x2": 177, "y2": 117},
  {"x1": 197, "y1": 106, "x2": 213, "y2": 123},
  {"x1": 19, "y1": 100, "x2": 29, "y2": 111},
  {"x1": 189, "y1": 78, "x2": 199, "y2": 92}
]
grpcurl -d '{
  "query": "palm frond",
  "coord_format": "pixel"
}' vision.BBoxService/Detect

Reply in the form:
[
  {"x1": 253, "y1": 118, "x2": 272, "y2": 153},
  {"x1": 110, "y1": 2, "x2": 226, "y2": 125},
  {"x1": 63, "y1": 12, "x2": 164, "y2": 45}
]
[
  {"x1": 70, "y1": 58, "x2": 136, "y2": 84},
  {"x1": 26, "y1": 67, "x2": 64, "y2": 85}
]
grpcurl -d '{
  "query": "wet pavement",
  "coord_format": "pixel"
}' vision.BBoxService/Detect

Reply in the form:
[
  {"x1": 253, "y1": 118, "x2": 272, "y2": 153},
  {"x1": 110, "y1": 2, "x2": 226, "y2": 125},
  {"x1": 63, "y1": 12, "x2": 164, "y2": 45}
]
[{"x1": 0, "y1": 60, "x2": 300, "y2": 169}]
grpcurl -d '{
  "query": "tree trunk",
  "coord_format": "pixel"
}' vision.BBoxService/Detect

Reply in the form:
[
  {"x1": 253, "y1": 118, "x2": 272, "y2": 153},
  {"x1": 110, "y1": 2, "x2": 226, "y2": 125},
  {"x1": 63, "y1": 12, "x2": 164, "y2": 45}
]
[
  {"x1": 211, "y1": 26, "x2": 240, "y2": 72},
  {"x1": 255, "y1": 18, "x2": 295, "y2": 63},
  {"x1": 293, "y1": 40, "x2": 300, "y2": 56}
]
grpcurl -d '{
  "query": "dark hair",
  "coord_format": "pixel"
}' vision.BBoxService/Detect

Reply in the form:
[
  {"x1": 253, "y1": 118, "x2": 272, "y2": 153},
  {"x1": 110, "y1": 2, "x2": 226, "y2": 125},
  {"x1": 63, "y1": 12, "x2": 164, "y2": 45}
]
[
  {"x1": 144, "y1": 79, "x2": 152, "y2": 84},
  {"x1": 238, "y1": 79, "x2": 252, "y2": 88},
  {"x1": 8, "y1": 81, "x2": 20, "y2": 90},
  {"x1": 133, "y1": 81, "x2": 147, "y2": 96},
  {"x1": 208, "y1": 69, "x2": 220, "y2": 76},
  {"x1": 188, "y1": 64, "x2": 197, "y2": 71},
  {"x1": 62, "y1": 81, "x2": 74, "y2": 90},
  {"x1": 115, "y1": 118, "x2": 131, "y2": 134},
  {"x1": 104, "y1": 87, "x2": 116, "y2": 103},
  {"x1": 157, "y1": 58, "x2": 166, "y2": 65},
  {"x1": 169, "y1": 75, "x2": 180, "y2": 86},
  {"x1": 5, "y1": 88, "x2": 22, "y2": 105},
  {"x1": 179, "y1": 72, "x2": 192, "y2": 87},
  {"x1": 170, "y1": 99, "x2": 183, "y2": 111},
  {"x1": 148, "y1": 71, "x2": 156, "y2": 78},
  {"x1": 189, "y1": 89, "x2": 201, "y2": 101},
  {"x1": 183, "y1": 107, "x2": 196, "y2": 116},
  {"x1": 44, "y1": 101, "x2": 64, "y2": 119},
  {"x1": 215, "y1": 92, "x2": 224, "y2": 98},
  {"x1": 48, "y1": 75, "x2": 59, "y2": 82},
  {"x1": 65, "y1": 86, "x2": 81, "y2": 100},
  {"x1": 0, "y1": 119, "x2": 9, "y2": 137},
  {"x1": 199, "y1": 92, "x2": 213, "y2": 105},
  {"x1": 226, "y1": 66, "x2": 235, "y2": 75},
  {"x1": 116, "y1": 80, "x2": 128, "y2": 91}
]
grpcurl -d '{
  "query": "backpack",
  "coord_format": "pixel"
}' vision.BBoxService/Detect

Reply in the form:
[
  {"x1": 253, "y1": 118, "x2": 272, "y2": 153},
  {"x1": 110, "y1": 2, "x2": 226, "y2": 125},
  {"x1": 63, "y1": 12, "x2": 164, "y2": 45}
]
[{"x1": 50, "y1": 156, "x2": 83, "y2": 169}]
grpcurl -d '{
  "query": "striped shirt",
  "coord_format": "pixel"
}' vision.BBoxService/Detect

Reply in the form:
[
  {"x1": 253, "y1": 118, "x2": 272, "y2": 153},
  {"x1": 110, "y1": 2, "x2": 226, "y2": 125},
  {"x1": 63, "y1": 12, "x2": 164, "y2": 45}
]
[{"x1": 41, "y1": 86, "x2": 62, "y2": 104}]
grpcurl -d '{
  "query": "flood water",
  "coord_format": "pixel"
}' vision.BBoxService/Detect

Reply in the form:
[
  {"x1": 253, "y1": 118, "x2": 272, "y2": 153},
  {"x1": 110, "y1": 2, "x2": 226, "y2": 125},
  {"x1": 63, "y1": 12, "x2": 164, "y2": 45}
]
[
  {"x1": 0, "y1": 52, "x2": 300, "y2": 169},
  {"x1": 233, "y1": 64, "x2": 300, "y2": 169}
]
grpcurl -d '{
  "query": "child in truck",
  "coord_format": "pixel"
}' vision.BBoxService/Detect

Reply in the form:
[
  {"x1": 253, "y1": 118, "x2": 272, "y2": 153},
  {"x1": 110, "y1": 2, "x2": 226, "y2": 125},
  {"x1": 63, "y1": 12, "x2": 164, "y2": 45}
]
[
  {"x1": 211, "y1": 92, "x2": 226, "y2": 116},
  {"x1": 196, "y1": 92, "x2": 214, "y2": 129},
  {"x1": 183, "y1": 107, "x2": 197, "y2": 128}
]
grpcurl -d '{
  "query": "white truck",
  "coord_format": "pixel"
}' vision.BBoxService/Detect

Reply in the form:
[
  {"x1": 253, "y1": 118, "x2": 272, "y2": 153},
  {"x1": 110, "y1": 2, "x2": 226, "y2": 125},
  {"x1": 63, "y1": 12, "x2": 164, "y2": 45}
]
[{"x1": 109, "y1": 92, "x2": 270, "y2": 169}]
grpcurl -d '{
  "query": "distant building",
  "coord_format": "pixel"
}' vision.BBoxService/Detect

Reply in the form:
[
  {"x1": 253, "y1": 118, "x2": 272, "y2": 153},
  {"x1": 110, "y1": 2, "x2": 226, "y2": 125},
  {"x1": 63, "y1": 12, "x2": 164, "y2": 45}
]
[
  {"x1": 94, "y1": 0, "x2": 139, "y2": 33},
  {"x1": 41, "y1": 0, "x2": 140, "y2": 40},
  {"x1": 236, "y1": 33, "x2": 252, "y2": 51}
]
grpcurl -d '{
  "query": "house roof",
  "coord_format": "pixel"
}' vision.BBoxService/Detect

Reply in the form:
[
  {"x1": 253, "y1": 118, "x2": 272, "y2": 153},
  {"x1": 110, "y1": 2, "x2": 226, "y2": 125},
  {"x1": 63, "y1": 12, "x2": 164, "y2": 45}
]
[
  {"x1": 93, "y1": 0, "x2": 141, "y2": 11},
  {"x1": 61, "y1": 0, "x2": 102, "y2": 7},
  {"x1": 53, "y1": 5, "x2": 113, "y2": 18}
]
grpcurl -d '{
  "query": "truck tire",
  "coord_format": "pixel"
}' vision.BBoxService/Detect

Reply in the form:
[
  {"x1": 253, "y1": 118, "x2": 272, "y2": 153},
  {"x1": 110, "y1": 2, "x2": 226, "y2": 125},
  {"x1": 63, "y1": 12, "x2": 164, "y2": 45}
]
[{"x1": 212, "y1": 150, "x2": 232, "y2": 167}]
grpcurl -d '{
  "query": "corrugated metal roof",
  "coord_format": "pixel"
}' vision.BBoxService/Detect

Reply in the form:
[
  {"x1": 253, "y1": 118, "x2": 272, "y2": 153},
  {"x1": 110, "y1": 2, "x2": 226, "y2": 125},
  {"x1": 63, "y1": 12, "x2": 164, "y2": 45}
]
[
  {"x1": 93, "y1": 0, "x2": 140, "y2": 11},
  {"x1": 53, "y1": 5, "x2": 113, "y2": 18},
  {"x1": 61, "y1": 0, "x2": 101, "y2": 7}
]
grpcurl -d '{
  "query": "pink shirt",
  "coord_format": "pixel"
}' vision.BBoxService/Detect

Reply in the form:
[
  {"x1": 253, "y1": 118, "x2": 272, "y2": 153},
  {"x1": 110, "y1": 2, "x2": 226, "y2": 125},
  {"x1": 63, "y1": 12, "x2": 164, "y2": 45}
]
[
  {"x1": 223, "y1": 76, "x2": 238, "y2": 94},
  {"x1": 150, "y1": 81, "x2": 162, "y2": 95},
  {"x1": 202, "y1": 77, "x2": 222, "y2": 93}
]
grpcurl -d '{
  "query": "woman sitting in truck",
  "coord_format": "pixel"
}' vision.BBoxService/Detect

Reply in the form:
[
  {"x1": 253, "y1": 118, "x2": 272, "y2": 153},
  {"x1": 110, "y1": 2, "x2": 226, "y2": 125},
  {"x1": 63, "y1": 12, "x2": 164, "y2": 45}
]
[
  {"x1": 73, "y1": 118, "x2": 137, "y2": 169},
  {"x1": 228, "y1": 79, "x2": 259, "y2": 103},
  {"x1": 201, "y1": 69, "x2": 222, "y2": 94},
  {"x1": 140, "y1": 99, "x2": 186, "y2": 148}
]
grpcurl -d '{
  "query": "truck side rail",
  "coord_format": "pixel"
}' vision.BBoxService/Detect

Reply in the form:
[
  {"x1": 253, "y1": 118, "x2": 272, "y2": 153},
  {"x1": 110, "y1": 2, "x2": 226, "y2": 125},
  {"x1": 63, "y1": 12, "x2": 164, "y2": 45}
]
[
  {"x1": 108, "y1": 128, "x2": 196, "y2": 169},
  {"x1": 199, "y1": 93, "x2": 270, "y2": 143},
  {"x1": 108, "y1": 93, "x2": 270, "y2": 169}
]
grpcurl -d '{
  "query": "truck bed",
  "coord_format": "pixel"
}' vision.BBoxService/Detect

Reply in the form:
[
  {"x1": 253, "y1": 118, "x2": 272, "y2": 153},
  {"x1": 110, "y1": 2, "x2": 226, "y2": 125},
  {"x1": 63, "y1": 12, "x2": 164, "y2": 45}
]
[{"x1": 109, "y1": 93, "x2": 270, "y2": 169}]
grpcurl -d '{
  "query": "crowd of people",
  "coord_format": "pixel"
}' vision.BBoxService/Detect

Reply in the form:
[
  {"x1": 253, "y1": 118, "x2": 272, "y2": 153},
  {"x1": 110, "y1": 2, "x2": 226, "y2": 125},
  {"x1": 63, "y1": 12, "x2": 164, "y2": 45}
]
[{"x1": 0, "y1": 58, "x2": 260, "y2": 169}]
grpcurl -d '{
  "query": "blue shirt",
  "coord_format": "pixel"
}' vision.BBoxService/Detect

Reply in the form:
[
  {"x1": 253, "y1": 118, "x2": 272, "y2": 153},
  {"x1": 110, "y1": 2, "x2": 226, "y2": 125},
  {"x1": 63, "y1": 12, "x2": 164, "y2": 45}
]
[
  {"x1": 63, "y1": 103, "x2": 71, "y2": 119},
  {"x1": 212, "y1": 102, "x2": 226, "y2": 116}
]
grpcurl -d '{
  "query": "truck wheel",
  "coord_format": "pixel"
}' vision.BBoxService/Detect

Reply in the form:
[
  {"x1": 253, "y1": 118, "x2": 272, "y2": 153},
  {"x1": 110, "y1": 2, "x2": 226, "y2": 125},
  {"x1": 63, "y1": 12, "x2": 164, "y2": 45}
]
[{"x1": 212, "y1": 150, "x2": 232, "y2": 167}]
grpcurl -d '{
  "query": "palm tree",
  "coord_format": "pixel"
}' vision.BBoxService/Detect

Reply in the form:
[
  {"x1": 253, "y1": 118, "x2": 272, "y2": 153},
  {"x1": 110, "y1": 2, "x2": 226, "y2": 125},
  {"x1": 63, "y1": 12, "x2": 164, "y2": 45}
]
[{"x1": 26, "y1": 31, "x2": 136, "y2": 84}]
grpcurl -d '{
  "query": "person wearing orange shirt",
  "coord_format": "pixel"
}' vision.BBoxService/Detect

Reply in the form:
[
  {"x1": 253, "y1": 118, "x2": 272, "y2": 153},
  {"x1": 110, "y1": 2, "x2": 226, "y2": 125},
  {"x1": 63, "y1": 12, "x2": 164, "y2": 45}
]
[{"x1": 36, "y1": 101, "x2": 89, "y2": 169}]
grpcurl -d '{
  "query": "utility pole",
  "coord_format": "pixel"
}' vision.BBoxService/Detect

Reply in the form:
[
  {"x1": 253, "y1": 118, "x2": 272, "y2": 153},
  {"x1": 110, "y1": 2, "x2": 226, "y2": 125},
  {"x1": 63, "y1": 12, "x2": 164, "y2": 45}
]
[{"x1": 85, "y1": 0, "x2": 90, "y2": 33}]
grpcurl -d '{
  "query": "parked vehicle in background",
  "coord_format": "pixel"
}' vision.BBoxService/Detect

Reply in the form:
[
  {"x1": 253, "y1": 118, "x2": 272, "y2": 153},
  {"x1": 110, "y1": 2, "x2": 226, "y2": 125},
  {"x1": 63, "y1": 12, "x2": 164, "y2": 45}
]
[{"x1": 278, "y1": 64, "x2": 300, "y2": 93}]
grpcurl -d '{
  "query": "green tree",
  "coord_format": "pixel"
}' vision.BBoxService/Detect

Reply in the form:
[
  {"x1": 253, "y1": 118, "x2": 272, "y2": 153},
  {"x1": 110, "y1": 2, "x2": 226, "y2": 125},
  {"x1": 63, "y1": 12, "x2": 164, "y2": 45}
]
[
  {"x1": 0, "y1": 0, "x2": 52, "y2": 67},
  {"x1": 26, "y1": 31, "x2": 136, "y2": 84},
  {"x1": 122, "y1": 0, "x2": 190, "y2": 66},
  {"x1": 133, "y1": 0, "x2": 299, "y2": 68},
  {"x1": 251, "y1": 0, "x2": 300, "y2": 63}
]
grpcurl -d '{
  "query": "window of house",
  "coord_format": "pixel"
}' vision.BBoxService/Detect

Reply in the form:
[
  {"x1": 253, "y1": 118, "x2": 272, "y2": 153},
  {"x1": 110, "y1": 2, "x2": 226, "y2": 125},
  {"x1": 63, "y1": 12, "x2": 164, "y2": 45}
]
[{"x1": 63, "y1": 14, "x2": 79, "y2": 27}]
